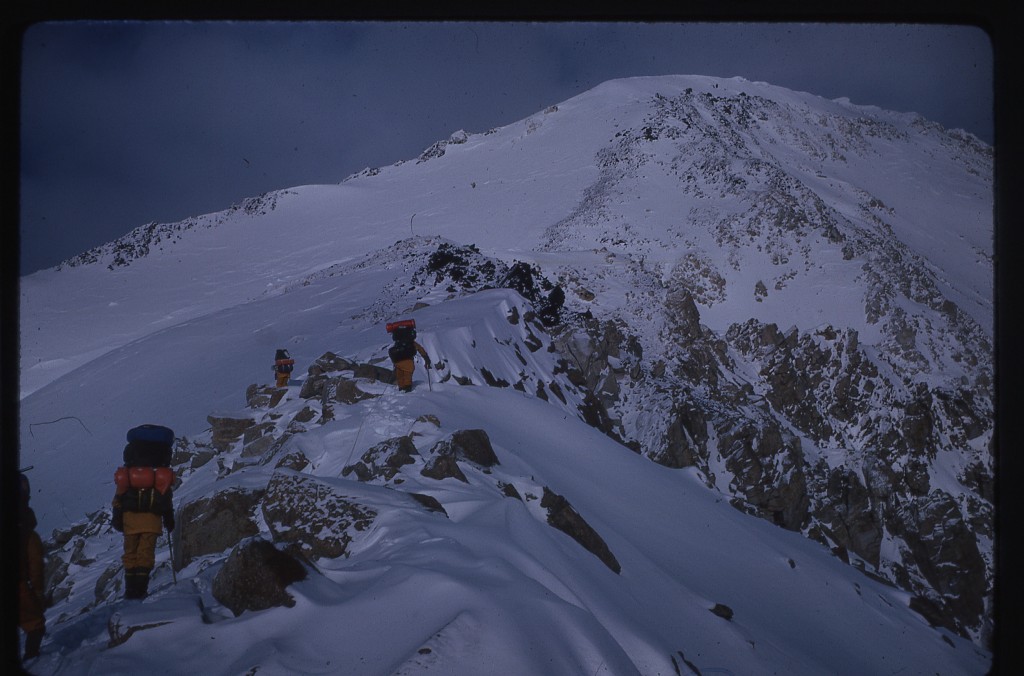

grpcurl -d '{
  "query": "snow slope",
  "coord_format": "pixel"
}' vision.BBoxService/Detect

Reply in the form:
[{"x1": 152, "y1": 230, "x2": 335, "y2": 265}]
[
  {"x1": 16, "y1": 74, "x2": 993, "y2": 673},
  {"x1": 22, "y1": 288, "x2": 992, "y2": 674}
]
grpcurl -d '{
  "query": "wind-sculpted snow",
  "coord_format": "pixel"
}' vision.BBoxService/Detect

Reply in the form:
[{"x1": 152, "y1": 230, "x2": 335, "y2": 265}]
[
  {"x1": 19, "y1": 74, "x2": 993, "y2": 672},
  {"x1": 32, "y1": 328, "x2": 990, "y2": 675}
]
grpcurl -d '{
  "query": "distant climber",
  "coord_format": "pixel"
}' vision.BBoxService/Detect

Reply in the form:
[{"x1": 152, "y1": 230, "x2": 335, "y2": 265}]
[
  {"x1": 18, "y1": 471, "x2": 46, "y2": 662},
  {"x1": 273, "y1": 349, "x2": 295, "y2": 388},
  {"x1": 387, "y1": 319, "x2": 432, "y2": 392},
  {"x1": 112, "y1": 424, "x2": 176, "y2": 600}
]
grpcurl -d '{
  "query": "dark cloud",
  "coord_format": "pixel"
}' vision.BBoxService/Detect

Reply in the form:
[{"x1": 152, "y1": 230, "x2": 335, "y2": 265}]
[{"x1": 18, "y1": 21, "x2": 993, "y2": 274}]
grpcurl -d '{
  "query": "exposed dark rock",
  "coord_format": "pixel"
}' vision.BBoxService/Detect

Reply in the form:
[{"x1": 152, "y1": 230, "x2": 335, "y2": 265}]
[
  {"x1": 211, "y1": 538, "x2": 308, "y2": 617},
  {"x1": 498, "y1": 260, "x2": 565, "y2": 326},
  {"x1": 889, "y1": 490, "x2": 987, "y2": 637},
  {"x1": 655, "y1": 401, "x2": 709, "y2": 469},
  {"x1": 901, "y1": 384, "x2": 937, "y2": 457},
  {"x1": 342, "y1": 436, "x2": 420, "y2": 482},
  {"x1": 449, "y1": 429, "x2": 500, "y2": 467},
  {"x1": 207, "y1": 413, "x2": 258, "y2": 452},
  {"x1": 301, "y1": 355, "x2": 395, "y2": 400},
  {"x1": 333, "y1": 378, "x2": 378, "y2": 404},
  {"x1": 306, "y1": 352, "x2": 357, "y2": 377},
  {"x1": 577, "y1": 392, "x2": 623, "y2": 443},
  {"x1": 415, "y1": 242, "x2": 505, "y2": 292},
  {"x1": 717, "y1": 418, "x2": 809, "y2": 531},
  {"x1": 421, "y1": 430, "x2": 500, "y2": 478},
  {"x1": 814, "y1": 467, "x2": 883, "y2": 567},
  {"x1": 352, "y1": 363, "x2": 395, "y2": 383},
  {"x1": 421, "y1": 451, "x2": 469, "y2": 483},
  {"x1": 500, "y1": 482, "x2": 523, "y2": 501},
  {"x1": 171, "y1": 439, "x2": 217, "y2": 474},
  {"x1": 275, "y1": 450, "x2": 310, "y2": 472},
  {"x1": 241, "y1": 423, "x2": 284, "y2": 459},
  {"x1": 664, "y1": 285, "x2": 704, "y2": 344},
  {"x1": 541, "y1": 487, "x2": 620, "y2": 574},
  {"x1": 246, "y1": 384, "x2": 288, "y2": 409},
  {"x1": 409, "y1": 493, "x2": 448, "y2": 516},
  {"x1": 240, "y1": 434, "x2": 277, "y2": 459},
  {"x1": 480, "y1": 367, "x2": 510, "y2": 388},
  {"x1": 175, "y1": 488, "x2": 264, "y2": 571},
  {"x1": 262, "y1": 473, "x2": 377, "y2": 561},
  {"x1": 299, "y1": 374, "x2": 328, "y2": 400}
]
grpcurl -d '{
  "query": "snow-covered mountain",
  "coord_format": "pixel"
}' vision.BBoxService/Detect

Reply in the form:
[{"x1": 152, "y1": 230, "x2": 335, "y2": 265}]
[{"x1": 17, "y1": 75, "x2": 993, "y2": 674}]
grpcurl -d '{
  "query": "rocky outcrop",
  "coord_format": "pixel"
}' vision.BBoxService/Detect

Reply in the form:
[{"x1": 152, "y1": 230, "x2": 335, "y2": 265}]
[
  {"x1": 300, "y1": 352, "x2": 395, "y2": 402},
  {"x1": 207, "y1": 413, "x2": 258, "y2": 452},
  {"x1": 717, "y1": 417, "x2": 809, "y2": 531},
  {"x1": 211, "y1": 538, "x2": 308, "y2": 617},
  {"x1": 541, "y1": 487, "x2": 621, "y2": 574},
  {"x1": 421, "y1": 449, "x2": 469, "y2": 483},
  {"x1": 547, "y1": 268, "x2": 992, "y2": 639},
  {"x1": 343, "y1": 435, "x2": 420, "y2": 482},
  {"x1": 888, "y1": 491, "x2": 989, "y2": 637},
  {"x1": 419, "y1": 429, "x2": 502, "y2": 483},
  {"x1": 261, "y1": 473, "x2": 377, "y2": 561},
  {"x1": 444, "y1": 429, "x2": 500, "y2": 467},
  {"x1": 175, "y1": 487, "x2": 264, "y2": 571}
]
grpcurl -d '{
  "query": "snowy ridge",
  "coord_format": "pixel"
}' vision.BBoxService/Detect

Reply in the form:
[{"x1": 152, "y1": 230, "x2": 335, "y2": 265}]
[
  {"x1": 18, "y1": 74, "x2": 993, "y2": 672},
  {"x1": 27, "y1": 292, "x2": 991, "y2": 674}
]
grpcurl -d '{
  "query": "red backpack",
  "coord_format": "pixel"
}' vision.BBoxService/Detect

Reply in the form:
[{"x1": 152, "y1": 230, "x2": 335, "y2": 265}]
[{"x1": 115, "y1": 466, "x2": 174, "y2": 495}]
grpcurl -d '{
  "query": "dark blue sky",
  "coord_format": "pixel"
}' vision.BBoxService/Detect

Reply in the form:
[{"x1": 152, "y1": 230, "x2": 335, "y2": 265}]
[{"x1": 18, "y1": 21, "x2": 993, "y2": 274}]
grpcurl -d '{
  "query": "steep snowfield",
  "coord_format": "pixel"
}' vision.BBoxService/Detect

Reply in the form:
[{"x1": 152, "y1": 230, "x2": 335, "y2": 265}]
[
  {"x1": 17, "y1": 74, "x2": 993, "y2": 673},
  {"x1": 22, "y1": 288, "x2": 992, "y2": 675},
  {"x1": 20, "y1": 76, "x2": 991, "y2": 398}
]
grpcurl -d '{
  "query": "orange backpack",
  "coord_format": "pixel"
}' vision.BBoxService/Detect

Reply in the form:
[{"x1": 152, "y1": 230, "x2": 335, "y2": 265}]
[{"x1": 115, "y1": 466, "x2": 174, "y2": 495}]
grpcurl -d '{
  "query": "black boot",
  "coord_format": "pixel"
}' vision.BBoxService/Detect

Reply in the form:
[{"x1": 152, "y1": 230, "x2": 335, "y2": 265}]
[
  {"x1": 125, "y1": 568, "x2": 148, "y2": 599},
  {"x1": 137, "y1": 571, "x2": 150, "y2": 599},
  {"x1": 123, "y1": 570, "x2": 136, "y2": 599},
  {"x1": 23, "y1": 627, "x2": 44, "y2": 660}
]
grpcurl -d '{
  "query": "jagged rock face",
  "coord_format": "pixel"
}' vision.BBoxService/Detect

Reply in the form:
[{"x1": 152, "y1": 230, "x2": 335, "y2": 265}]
[
  {"x1": 725, "y1": 320, "x2": 882, "y2": 444},
  {"x1": 654, "y1": 399, "x2": 712, "y2": 470},
  {"x1": 500, "y1": 261, "x2": 565, "y2": 326},
  {"x1": 261, "y1": 473, "x2": 377, "y2": 561},
  {"x1": 888, "y1": 491, "x2": 988, "y2": 636},
  {"x1": 45, "y1": 510, "x2": 110, "y2": 608},
  {"x1": 717, "y1": 417, "x2": 809, "y2": 531},
  {"x1": 808, "y1": 465, "x2": 883, "y2": 567},
  {"x1": 343, "y1": 230, "x2": 993, "y2": 640},
  {"x1": 541, "y1": 265, "x2": 991, "y2": 638},
  {"x1": 211, "y1": 538, "x2": 308, "y2": 617}
]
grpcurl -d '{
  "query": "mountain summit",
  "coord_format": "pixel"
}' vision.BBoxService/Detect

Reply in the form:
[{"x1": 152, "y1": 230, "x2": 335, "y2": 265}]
[{"x1": 18, "y1": 75, "x2": 993, "y2": 673}]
